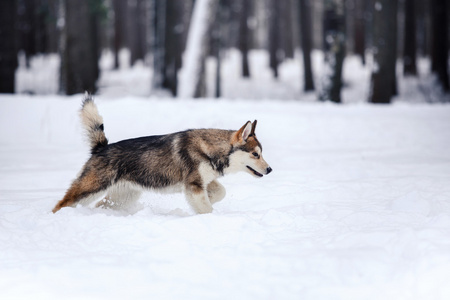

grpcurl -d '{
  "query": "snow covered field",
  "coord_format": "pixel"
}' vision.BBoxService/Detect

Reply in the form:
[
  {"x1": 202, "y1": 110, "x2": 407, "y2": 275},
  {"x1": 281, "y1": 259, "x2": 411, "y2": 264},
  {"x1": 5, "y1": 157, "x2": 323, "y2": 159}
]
[{"x1": 1, "y1": 94, "x2": 450, "y2": 299}]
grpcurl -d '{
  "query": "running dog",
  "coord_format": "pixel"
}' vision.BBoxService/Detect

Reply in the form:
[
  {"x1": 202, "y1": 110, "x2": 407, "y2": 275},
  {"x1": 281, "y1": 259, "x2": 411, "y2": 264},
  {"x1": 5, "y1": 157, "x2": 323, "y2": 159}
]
[{"x1": 52, "y1": 95, "x2": 272, "y2": 214}]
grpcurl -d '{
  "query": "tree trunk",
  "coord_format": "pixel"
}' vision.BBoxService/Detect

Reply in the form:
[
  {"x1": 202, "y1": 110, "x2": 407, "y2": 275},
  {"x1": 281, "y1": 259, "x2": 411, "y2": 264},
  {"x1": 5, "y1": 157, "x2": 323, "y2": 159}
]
[
  {"x1": 17, "y1": 0, "x2": 36, "y2": 67},
  {"x1": 152, "y1": 0, "x2": 165, "y2": 90},
  {"x1": 213, "y1": 0, "x2": 226, "y2": 97},
  {"x1": 128, "y1": 0, "x2": 145, "y2": 66},
  {"x1": 59, "y1": 0, "x2": 100, "y2": 95},
  {"x1": 113, "y1": 0, "x2": 127, "y2": 69},
  {"x1": 0, "y1": 0, "x2": 18, "y2": 93},
  {"x1": 369, "y1": 0, "x2": 398, "y2": 103},
  {"x1": 431, "y1": 0, "x2": 449, "y2": 91},
  {"x1": 354, "y1": 0, "x2": 366, "y2": 64},
  {"x1": 390, "y1": 0, "x2": 398, "y2": 96},
  {"x1": 238, "y1": 0, "x2": 251, "y2": 78},
  {"x1": 299, "y1": 0, "x2": 315, "y2": 92},
  {"x1": 177, "y1": 0, "x2": 219, "y2": 98},
  {"x1": 280, "y1": 0, "x2": 294, "y2": 59},
  {"x1": 162, "y1": 0, "x2": 185, "y2": 96},
  {"x1": 403, "y1": 0, "x2": 417, "y2": 76},
  {"x1": 269, "y1": 0, "x2": 281, "y2": 79},
  {"x1": 319, "y1": 0, "x2": 346, "y2": 103}
]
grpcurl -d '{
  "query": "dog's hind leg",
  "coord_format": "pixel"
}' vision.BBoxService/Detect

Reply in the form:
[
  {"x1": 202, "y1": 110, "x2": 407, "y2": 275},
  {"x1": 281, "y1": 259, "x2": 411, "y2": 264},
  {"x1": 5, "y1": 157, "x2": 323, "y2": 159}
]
[
  {"x1": 96, "y1": 182, "x2": 143, "y2": 211},
  {"x1": 52, "y1": 169, "x2": 110, "y2": 213},
  {"x1": 207, "y1": 180, "x2": 226, "y2": 204}
]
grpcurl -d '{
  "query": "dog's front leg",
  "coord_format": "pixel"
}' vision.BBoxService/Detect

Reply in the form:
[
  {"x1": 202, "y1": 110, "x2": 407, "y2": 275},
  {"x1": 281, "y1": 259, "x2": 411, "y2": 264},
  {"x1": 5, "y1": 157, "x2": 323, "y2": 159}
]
[
  {"x1": 207, "y1": 180, "x2": 226, "y2": 204},
  {"x1": 184, "y1": 181, "x2": 213, "y2": 214}
]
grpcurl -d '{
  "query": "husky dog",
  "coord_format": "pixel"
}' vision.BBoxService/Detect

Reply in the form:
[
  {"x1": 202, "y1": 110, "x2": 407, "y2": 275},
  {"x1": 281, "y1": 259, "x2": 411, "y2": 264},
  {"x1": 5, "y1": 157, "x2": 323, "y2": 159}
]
[{"x1": 52, "y1": 95, "x2": 272, "y2": 214}]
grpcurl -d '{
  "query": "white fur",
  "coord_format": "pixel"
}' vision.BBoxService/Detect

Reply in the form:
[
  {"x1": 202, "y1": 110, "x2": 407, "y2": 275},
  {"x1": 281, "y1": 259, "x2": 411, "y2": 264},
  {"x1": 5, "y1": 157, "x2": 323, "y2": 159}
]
[
  {"x1": 185, "y1": 188, "x2": 212, "y2": 214},
  {"x1": 198, "y1": 162, "x2": 219, "y2": 185},
  {"x1": 226, "y1": 148, "x2": 270, "y2": 177},
  {"x1": 80, "y1": 101, "x2": 103, "y2": 131},
  {"x1": 96, "y1": 181, "x2": 142, "y2": 210},
  {"x1": 242, "y1": 122, "x2": 252, "y2": 141},
  {"x1": 207, "y1": 180, "x2": 226, "y2": 204}
]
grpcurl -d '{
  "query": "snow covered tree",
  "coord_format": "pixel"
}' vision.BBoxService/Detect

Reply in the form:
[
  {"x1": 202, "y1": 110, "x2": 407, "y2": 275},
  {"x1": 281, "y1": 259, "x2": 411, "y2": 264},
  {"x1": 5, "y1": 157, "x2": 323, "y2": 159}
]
[
  {"x1": 298, "y1": 0, "x2": 315, "y2": 92},
  {"x1": 0, "y1": 0, "x2": 18, "y2": 93},
  {"x1": 178, "y1": 0, "x2": 219, "y2": 98},
  {"x1": 369, "y1": 0, "x2": 398, "y2": 103},
  {"x1": 319, "y1": 0, "x2": 346, "y2": 103}
]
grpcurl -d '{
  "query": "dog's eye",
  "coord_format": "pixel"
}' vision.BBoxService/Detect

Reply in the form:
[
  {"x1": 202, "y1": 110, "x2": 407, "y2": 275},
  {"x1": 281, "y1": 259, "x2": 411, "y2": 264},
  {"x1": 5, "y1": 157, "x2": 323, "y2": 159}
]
[{"x1": 252, "y1": 152, "x2": 259, "y2": 158}]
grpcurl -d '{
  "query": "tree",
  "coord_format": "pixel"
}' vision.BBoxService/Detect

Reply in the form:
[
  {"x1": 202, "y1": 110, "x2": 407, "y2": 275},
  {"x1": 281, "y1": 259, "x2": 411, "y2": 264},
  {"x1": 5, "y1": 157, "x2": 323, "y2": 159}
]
[
  {"x1": 369, "y1": 0, "x2": 398, "y2": 103},
  {"x1": 0, "y1": 0, "x2": 18, "y2": 93},
  {"x1": 162, "y1": 0, "x2": 187, "y2": 95},
  {"x1": 113, "y1": 0, "x2": 127, "y2": 69},
  {"x1": 59, "y1": 0, "x2": 103, "y2": 95},
  {"x1": 268, "y1": 0, "x2": 281, "y2": 78},
  {"x1": 319, "y1": 0, "x2": 346, "y2": 103},
  {"x1": 178, "y1": 0, "x2": 219, "y2": 98},
  {"x1": 238, "y1": 0, "x2": 251, "y2": 78},
  {"x1": 151, "y1": 0, "x2": 165, "y2": 89},
  {"x1": 431, "y1": 0, "x2": 449, "y2": 91},
  {"x1": 298, "y1": 0, "x2": 315, "y2": 91},
  {"x1": 354, "y1": 0, "x2": 366, "y2": 65},
  {"x1": 212, "y1": 0, "x2": 228, "y2": 97},
  {"x1": 403, "y1": 0, "x2": 417, "y2": 76},
  {"x1": 127, "y1": 0, "x2": 146, "y2": 66}
]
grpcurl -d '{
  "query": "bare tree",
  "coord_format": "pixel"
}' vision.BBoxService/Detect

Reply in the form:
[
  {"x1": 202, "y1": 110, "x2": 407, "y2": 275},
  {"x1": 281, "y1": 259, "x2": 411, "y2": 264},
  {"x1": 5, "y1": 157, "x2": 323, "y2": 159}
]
[
  {"x1": 238, "y1": 0, "x2": 251, "y2": 78},
  {"x1": 319, "y1": 0, "x2": 346, "y2": 103},
  {"x1": 369, "y1": 0, "x2": 398, "y2": 103},
  {"x1": 354, "y1": 0, "x2": 366, "y2": 65},
  {"x1": 128, "y1": 0, "x2": 146, "y2": 66},
  {"x1": 0, "y1": 0, "x2": 18, "y2": 93},
  {"x1": 403, "y1": 0, "x2": 417, "y2": 76},
  {"x1": 269, "y1": 0, "x2": 281, "y2": 78},
  {"x1": 298, "y1": 0, "x2": 315, "y2": 91},
  {"x1": 59, "y1": 0, "x2": 102, "y2": 95},
  {"x1": 113, "y1": 0, "x2": 127, "y2": 69},
  {"x1": 431, "y1": 0, "x2": 449, "y2": 91}
]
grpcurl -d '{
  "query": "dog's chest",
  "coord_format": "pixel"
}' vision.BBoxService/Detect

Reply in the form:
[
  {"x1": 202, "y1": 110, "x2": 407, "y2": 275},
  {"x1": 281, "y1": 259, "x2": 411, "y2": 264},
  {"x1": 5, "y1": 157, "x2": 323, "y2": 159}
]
[{"x1": 198, "y1": 162, "x2": 220, "y2": 184}]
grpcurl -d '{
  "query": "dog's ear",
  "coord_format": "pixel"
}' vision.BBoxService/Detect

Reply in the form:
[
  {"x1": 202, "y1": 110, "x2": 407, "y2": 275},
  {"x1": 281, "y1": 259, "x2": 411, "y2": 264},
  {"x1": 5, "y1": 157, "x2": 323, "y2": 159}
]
[
  {"x1": 233, "y1": 121, "x2": 252, "y2": 144},
  {"x1": 250, "y1": 120, "x2": 257, "y2": 136}
]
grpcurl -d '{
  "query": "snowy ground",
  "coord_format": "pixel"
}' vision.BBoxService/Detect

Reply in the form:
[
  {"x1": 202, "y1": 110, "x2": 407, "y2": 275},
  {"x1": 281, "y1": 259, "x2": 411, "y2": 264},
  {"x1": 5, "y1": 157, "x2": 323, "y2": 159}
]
[{"x1": 1, "y1": 94, "x2": 450, "y2": 299}]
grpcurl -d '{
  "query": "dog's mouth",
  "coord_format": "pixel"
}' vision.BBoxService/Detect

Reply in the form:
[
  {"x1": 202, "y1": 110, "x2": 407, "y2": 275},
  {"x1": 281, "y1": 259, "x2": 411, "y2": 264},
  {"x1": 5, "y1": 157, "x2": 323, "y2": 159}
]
[{"x1": 247, "y1": 166, "x2": 263, "y2": 177}]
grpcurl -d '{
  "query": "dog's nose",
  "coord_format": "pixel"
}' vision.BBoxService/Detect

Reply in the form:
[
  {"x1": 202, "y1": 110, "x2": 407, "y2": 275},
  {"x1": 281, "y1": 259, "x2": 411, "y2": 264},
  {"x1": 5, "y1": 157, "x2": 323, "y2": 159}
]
[{"x1": 266, "y1": 167, "x2": 272, "y2": 174}]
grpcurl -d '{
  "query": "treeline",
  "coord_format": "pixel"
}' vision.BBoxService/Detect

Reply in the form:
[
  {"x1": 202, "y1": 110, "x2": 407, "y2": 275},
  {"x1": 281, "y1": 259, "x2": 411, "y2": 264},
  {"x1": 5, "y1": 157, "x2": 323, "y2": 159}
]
[{"x1": 0, "y1": 0, "x2": 449, "y2": 103}]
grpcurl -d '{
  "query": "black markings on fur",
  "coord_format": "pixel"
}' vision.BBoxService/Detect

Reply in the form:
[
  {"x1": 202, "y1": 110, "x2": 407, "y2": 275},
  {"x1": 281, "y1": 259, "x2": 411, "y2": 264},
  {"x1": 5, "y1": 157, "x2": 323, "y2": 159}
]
[
  {"x1": 177, "y1": 131, "x2": 196, "y2": 174},
  {"x1": 91, "y1": 138, "x2": 109, "y2": 154},
  {"x1": 190, "y1": 180, "x2": 203, "y2": 190},
  {"x1": 209, "y1": 154, "x2": 229, "y2": 176}
]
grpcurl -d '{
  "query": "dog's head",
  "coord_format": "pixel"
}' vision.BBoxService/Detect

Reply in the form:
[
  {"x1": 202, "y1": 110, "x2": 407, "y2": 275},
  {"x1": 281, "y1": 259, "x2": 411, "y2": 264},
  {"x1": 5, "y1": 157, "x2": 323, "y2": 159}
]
[{"x1": 228, "y1": 120, "x2": 272, "y2": 178}]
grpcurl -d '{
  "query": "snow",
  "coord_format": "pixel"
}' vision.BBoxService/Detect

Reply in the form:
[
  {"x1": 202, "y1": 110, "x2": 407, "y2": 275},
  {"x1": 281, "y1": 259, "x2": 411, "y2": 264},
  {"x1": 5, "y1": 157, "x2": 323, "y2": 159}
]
[{"x1": 1, "y1": 93, "x2": 450, "y2": 299}]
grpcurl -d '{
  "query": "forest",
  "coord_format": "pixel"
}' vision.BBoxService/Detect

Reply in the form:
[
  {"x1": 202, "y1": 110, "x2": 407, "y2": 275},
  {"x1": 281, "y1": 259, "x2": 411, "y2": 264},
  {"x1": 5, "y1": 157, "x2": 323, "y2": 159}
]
[
  {"x1": 0, "y1": 0, "x2": 449, "y2": 103},
  {"x1": 1, "y1": 2, "x2": 450, "y2": 298}
]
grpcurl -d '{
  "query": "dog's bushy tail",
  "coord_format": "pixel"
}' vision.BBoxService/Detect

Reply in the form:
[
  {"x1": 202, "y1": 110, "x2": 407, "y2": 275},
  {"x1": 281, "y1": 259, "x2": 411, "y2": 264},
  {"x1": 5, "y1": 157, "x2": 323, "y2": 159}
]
[{"x1": 80, "y1": 93, "x2": 108, "y2": 153}]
